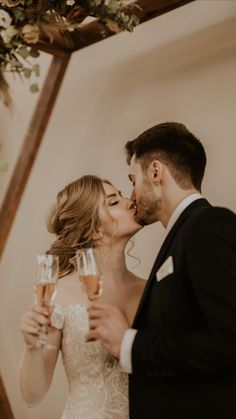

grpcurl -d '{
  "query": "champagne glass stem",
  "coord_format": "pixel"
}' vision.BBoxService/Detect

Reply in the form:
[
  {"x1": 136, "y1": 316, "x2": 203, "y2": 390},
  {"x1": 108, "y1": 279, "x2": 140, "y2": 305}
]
[{"x1": 34, "y1": 254, "x2": 59, "y2": 350}]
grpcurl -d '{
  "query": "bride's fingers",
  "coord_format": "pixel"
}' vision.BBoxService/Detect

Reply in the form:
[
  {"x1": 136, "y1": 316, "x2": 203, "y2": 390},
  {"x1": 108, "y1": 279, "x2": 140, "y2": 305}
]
[
  {"x1": 22, "y1": 318, "x2": 41, "y2": 329},
  {"x1": 25, "y1": 310, "x2": 50, "y2": 326},
  {"x1": 32, "y1": 304, "x2": 54, "y2": 317},
  {"x1": 21, "y1": 324, "x2": 40, "y2": 335}
]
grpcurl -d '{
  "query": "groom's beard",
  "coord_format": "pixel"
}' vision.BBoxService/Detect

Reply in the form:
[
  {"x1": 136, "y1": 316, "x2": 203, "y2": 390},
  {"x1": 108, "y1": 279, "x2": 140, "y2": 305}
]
[{"x1": 135, "y1": 194, "x2": 161, "y2": 226}]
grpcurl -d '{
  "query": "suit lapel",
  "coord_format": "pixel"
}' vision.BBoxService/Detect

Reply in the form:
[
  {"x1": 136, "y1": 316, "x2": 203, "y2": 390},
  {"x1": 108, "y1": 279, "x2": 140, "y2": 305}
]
[{"x1": 132, "y1": 198, "x2": 210, "y2": 327}]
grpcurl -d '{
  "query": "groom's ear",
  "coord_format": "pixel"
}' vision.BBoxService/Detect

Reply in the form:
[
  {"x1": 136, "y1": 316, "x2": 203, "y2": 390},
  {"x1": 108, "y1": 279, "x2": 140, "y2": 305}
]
[{"x1": 148, "y1": 160, "x2": 163, "y2": 185}]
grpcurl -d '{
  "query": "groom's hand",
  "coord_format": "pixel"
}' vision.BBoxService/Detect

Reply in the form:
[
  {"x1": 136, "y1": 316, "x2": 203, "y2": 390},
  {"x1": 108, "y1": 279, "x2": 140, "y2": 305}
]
[{"x1": 87, "y1": 301, "x2": 129, "y2": 359}]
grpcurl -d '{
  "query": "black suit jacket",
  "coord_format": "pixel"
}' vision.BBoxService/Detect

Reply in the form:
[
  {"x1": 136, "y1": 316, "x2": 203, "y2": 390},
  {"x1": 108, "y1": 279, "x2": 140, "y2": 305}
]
[{"x1": 129, "y1": 199, "x2": 236, "y2": 418}]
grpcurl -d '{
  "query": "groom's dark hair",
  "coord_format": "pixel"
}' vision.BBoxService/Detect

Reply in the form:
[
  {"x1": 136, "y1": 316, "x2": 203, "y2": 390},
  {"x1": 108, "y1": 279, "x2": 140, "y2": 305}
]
[{"x1": 125, "y1": 122, "x2": 206, "y2": 191}]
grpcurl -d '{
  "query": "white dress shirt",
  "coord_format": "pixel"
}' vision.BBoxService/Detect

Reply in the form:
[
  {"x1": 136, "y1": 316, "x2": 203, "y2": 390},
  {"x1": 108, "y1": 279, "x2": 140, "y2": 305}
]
[{"x1": 120, "y1": 193, "x2": 203, "y2": 373}]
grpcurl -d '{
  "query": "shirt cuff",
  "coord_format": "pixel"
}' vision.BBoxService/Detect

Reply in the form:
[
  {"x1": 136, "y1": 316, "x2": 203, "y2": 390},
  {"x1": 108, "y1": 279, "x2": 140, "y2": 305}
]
[{"x1": 119, "y1": 328, "x2": 137, "y2": 373}]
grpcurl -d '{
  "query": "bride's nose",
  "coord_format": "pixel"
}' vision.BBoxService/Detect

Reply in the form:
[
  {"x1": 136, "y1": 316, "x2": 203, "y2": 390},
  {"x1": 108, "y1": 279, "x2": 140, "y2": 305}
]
[
  {"x1": 120, "y1": 194, "x2": 136, "y2": 209},
  {"x1": 121, "y1": 195, "x2": 133, "y2": 208}
]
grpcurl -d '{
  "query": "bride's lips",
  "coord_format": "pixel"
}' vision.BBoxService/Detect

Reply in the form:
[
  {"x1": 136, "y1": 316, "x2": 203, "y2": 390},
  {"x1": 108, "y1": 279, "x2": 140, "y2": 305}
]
[{"x1": 131, "y1": 204, "x2": 137, "y2": 216}]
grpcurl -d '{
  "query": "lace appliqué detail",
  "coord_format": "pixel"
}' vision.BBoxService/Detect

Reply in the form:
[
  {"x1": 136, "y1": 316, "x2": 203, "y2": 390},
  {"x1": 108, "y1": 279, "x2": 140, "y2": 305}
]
[
  {"x1": 51, "y1": 304, "x2": 64, "y2": 330},
  {"x1": 55, "y1": 304, "x2": 128, "y2": 419}
]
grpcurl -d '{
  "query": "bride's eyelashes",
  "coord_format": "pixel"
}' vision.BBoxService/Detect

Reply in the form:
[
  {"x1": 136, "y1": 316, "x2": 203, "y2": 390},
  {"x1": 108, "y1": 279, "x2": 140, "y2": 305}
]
[{"x1": 108, "y1": 191, "x2": 123, "y2": 206}]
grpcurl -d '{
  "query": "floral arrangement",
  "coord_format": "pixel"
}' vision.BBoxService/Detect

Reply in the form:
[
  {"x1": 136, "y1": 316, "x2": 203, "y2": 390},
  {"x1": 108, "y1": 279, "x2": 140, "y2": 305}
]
[{"x1": 0, "y1": 0, "x2": 139, "y2": 107}]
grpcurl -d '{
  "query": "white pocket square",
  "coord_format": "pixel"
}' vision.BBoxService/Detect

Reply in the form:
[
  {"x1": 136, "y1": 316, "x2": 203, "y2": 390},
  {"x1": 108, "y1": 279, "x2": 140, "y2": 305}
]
[{"x1": 156, "y1": 256, "x2": 174, "y2": 282}]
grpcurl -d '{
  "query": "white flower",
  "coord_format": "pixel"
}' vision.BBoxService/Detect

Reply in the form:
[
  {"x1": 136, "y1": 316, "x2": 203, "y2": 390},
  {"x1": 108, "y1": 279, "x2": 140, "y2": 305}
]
[
  {"x1": 0, "y1": 0, "x2": 21, "y2": 6},
  {"x1": 0, "y1": 9, "x2": 11, "y2": 28},
  {"x1": 21, "y1": 24, "x2": 39, "y2": 44},
  {"x1": 1, "y1": 24, "x2": 17, "y2": 43},
  {"x1": 66, "y1": 0, "x2": 75, "y2": 5}
]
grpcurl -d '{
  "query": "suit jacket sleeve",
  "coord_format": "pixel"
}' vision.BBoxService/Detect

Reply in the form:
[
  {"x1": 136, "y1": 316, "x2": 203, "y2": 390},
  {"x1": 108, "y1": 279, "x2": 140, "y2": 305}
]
[{"x1": 132, "y1": 207, "x2": 236, "y2": 377}]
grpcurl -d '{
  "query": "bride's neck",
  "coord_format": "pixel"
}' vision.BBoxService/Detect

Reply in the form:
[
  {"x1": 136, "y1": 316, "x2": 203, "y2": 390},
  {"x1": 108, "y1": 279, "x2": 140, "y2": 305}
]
[{"x1": 96, "y1": 242, "x2": 130, "y2": 282}]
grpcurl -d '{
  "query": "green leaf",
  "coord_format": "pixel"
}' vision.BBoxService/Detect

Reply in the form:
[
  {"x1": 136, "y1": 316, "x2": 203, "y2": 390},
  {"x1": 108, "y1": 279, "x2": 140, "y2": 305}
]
[
  {"x1": 9, "y1": 59, "x2": 23, "y2": 68},
  {"x1": 106, "y1": 0, "x2": 120, "y2": 14},
  {"x1": 14, "y1": 9, "x2": 27, "y2": 23},
  {"x1": 32, "y1": 63, "x2": 40, "y2": 76},
  {"x1": 30, "y1": 48, "x2": 40, "y2": 58},
  {"x1": 30, "y1": 83, "x2": 39, "y2": 93},
  {"x1": 23, "y1": 68, "x2": 31, "y2": 78},
  {"x1": 17, "y1": 47, "x2": 30, "y2": 59}
]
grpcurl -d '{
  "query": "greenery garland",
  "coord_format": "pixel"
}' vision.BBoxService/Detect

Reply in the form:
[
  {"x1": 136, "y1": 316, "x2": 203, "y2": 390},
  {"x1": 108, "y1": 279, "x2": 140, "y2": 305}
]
[{"x1": 0, "y1": 0, "x2": 139, "y2": 107}]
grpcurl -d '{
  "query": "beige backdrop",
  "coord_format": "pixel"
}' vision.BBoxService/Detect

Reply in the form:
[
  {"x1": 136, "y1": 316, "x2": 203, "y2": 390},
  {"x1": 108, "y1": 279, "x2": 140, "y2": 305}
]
[{"x1": 0, "y1": 1, "x2": 236, "y2": 418}]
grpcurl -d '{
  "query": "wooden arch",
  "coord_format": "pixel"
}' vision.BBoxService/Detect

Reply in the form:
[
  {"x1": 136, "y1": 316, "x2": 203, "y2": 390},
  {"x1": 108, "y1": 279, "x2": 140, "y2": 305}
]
[{"x1": 0, "y1": 1, "x2": 193, "y2": 417}]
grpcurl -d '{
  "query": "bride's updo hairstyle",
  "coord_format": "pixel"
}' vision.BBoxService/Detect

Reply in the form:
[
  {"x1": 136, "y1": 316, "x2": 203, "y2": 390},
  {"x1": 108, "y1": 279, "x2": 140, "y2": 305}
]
[{"x1": 46, "y1": 175, "x2": 108, "y2": 277}]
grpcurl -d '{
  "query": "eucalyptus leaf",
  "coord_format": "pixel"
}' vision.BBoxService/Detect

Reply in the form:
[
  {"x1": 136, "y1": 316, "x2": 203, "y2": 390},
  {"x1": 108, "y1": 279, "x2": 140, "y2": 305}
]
[
  {"x1": 32, "y1": 64, "x2": 40, "y2": 76},
  {"x1": 14, "y1": 9, "x2": 27, "y2": 23},
  {"x1": 23, "y1": 68, "x2": 31, "y2": 79},
  {"x1": 30, "y1": 48, "x2": 40, "y2": 58},
  {"x1": 17, "y1": 47, "x2": 30, "y2": 59},
  {"x1": 9, "y1": 59, "x2": 23, "y2": 68},
  {"x1": 30, "y1": 83, "x2": 39, "y2": 93},
  {"x1": 106, "y1": 0, "x2": 120, "y2": 14},
  {"x1": 0, "y1": 0, "x2": 139, "y2": 108}
]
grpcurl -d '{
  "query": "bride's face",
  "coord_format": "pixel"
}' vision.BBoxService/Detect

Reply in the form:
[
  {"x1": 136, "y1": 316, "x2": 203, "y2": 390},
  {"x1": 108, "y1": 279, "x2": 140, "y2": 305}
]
[{"x1": 98, "y1": 182, "x2": 142, "y2": 240}]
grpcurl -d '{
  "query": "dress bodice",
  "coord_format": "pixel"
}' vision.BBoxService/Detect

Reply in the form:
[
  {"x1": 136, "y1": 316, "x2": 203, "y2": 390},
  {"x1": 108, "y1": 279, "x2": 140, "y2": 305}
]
[{"x1": 51, "y1": 304, "x2": 129, "y2": 419}]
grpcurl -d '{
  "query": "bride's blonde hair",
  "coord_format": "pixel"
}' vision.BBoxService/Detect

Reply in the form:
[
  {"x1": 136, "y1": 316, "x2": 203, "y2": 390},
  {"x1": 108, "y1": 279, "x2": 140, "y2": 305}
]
[{"x1": 46, "y1": 175, "x2": 109, "y2": 277}]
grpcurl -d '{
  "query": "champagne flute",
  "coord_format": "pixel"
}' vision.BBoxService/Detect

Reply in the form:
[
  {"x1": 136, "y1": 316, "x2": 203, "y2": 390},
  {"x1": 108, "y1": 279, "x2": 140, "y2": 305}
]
[
  {"x1": 76, "y1": 248, "x2": 103, "y2": 341},
  {"x1": 33, "y1": 254, "x2": 59, "y2": 349},
  {"x1": 76, "y1": 248, "x2": 103, "y2": 301}
]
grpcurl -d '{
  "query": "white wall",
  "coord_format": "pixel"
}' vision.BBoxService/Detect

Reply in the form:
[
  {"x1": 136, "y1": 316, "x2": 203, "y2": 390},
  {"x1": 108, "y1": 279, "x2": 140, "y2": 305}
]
[{"x1": 0, "y1": 1, "x2": 236, "y2": 418}]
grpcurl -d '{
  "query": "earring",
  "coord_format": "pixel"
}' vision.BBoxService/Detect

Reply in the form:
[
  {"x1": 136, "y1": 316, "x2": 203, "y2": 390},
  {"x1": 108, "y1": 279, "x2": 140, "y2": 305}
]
[{"x1": 92, "y1": 230, "x2": 103, "y2": 241}]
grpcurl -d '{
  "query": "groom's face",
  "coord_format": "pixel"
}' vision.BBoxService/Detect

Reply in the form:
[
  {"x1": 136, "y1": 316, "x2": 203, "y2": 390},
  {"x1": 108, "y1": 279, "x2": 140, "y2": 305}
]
[{"x1": 128, "y1": 155, "x2": 161, "y2": 226}]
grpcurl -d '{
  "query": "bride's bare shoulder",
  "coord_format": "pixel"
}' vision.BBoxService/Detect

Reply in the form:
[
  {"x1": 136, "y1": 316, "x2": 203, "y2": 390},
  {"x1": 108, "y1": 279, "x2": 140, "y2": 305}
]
[{"x1": 54, "y1": 271, "x2": 87, "y2": 306}]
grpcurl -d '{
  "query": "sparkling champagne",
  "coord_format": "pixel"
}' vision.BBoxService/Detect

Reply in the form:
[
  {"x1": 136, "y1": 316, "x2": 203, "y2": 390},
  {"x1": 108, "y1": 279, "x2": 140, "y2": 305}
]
[
  {"x1": 34, "y1": 282, "x2": 56, "y2": 307},
  {"x1": 33, "y1": 254, "x2": 59, "y2": 349},
  {"x1": 80, "y1": 274, "x2": 103, "y2": 300}
]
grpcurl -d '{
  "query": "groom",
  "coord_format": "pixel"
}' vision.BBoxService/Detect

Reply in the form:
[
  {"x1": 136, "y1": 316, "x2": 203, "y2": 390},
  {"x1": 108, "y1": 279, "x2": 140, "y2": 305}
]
[{"x1": 88, "y1": 122, "x2": 236, "y2": 419}]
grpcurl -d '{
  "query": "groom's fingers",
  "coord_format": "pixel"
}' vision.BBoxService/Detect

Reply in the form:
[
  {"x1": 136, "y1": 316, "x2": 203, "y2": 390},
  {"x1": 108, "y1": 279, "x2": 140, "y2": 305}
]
[
  {"x1": 85, "y1": 330, "x2": 98, "y2": 341},
  {"x1": 89, "y1": 318, "x2": 103, "y2": 329},
  {"x1": 88, "y1": 301, "x2": 112, "y2": 310},
  {"x1": 88, "y1": 306, "x2": 120, "y2": 321},
  {"x1": 86, "y1": 326, "x2": 109, "y2": 342},
  {"x1": 88, "y1": 307, "x2": 107, "y2": 317}
]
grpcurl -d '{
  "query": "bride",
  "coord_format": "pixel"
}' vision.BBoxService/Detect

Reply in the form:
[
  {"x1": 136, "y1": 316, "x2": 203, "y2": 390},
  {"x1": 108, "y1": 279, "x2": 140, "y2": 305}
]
[{"x1": 19, "y1": 175, "x2": 145, "y2": 419}]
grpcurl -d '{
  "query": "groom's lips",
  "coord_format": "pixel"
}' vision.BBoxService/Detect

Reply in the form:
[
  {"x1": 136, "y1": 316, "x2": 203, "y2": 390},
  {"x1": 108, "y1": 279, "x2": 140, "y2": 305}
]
[
  {"x1": 132, "y1": 205, "x2": 138, "y2": 216},
  {"x1": 129, "y1": 202, "x2": 138, "y2": 216}
]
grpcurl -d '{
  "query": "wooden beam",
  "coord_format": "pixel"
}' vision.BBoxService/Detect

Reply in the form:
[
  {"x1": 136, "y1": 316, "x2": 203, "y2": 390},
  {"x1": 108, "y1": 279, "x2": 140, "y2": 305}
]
[
  {"x1": 0, "y1": 52, "x2": 71, "y2": 259},
  {"x1": 0, "y1": 375, "x2": 14, "y2": 419},
  {"x1": 37, "y1": 0, "x2": 194, "y2": 55}
]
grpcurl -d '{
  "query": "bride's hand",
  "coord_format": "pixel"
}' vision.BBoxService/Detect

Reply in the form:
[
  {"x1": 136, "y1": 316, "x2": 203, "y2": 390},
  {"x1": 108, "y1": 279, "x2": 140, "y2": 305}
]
[{"x1": 20, "y1": 305, "x2": 52, "y2": 348}]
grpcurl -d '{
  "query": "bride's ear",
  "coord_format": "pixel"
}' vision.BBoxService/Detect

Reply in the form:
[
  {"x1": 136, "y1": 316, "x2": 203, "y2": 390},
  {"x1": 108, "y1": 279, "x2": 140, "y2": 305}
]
[{"x1": 92, "y1": 229, "x2": 103, "y2": 241}]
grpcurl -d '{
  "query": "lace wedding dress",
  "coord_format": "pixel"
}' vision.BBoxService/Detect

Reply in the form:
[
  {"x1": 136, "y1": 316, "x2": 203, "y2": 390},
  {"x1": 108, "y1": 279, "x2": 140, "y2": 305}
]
[{"x1": 51, "y1": 304, "x2": 129, "y2": 419}]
